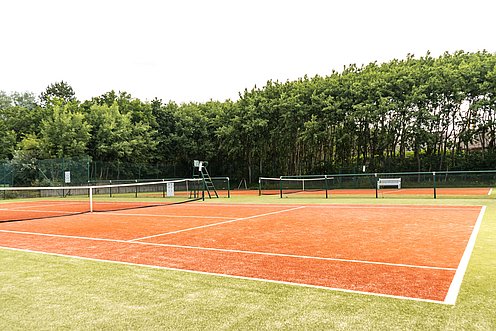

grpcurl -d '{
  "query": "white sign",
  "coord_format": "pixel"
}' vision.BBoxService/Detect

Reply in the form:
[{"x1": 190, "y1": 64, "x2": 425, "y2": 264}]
[
  {"x1": 166, "y1": 182, "x2": 175, "y2": 197},
  {"x1": 64, "y1": 171, "x2": 71, "y2": 184}
]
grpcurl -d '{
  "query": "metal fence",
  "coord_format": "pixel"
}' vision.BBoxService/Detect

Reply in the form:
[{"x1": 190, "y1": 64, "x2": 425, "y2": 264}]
[
  {"x1": 1, "y1": 158, "x2": 183, "y2": 187},
  {"x1": 273, "y1": 170, "x2": 496, "y2": 199},
  {"x1": 0, "y1": 162, "x2": 14, "y2": 186}
]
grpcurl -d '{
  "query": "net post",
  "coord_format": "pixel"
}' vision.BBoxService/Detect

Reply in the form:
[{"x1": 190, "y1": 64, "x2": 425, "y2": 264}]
[
  {"x1": 279, "y1": 176, "x2": 283, "y2": 198},
  {"x1": 135, "y1": 179, "x2": 138, "y2": 198},
  {"x1": 162, "y1": 179, "x2": 166, "y2": 198},
  {"x1": 109, "y1": 180, "x2": 112, "y2": 198},
  {"x1": 227, "y1": 177, "x2": 230, "y2": 198},
  {"x1": 325, "y1": 175, "x2": 328, "y2": 199},
  {"x1": 258, "y1": 178, "x2": 262, "y2": 196},
  {"x1": 375, "y1": 173, "x2": 378, "y2": 198},
  {"x1": 433, "y1": 171, "x2": 437, "y2": 199},
  {"x1": 89, "y1": 187, "x2": 93, "y2": 213}
]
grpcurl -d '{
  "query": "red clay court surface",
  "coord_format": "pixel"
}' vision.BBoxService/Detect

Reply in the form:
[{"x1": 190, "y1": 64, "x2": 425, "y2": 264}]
[{"x1": 0, "y1": 201, "x2": 486, "y2": 304}]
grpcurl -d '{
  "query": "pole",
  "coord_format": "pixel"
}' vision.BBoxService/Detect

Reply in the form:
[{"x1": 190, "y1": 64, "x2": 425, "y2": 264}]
[
  {"x1": 433, "y1": 172, "x2": 437, "y2": 199},
  {"x1": 87, "y1": 158, "x2": 90, "y2": 184},
  {"x1": 325, "y1": 175, "x2": 328, "y2": 199},
  {"x1": 89, "y1": 187, "x2": 93, "y2": 213},
  {"x1": 375, "y1": 173, "x2": 378, "y2": 199}
]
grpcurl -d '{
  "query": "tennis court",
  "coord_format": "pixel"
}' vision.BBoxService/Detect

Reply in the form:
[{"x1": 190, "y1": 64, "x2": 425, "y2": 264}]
[
  {"x1": 261, "y1": 187, "x2": 492, "y2": 198},
  {"x1": 258, "y1": 172, "x2": 496, "y2": 199},
  {"x1": 0, "y1": 200, "x2": 485, "y2": 304},
  {"x1": 256, "y1": 187, "x2": 492, "y2": 198}
]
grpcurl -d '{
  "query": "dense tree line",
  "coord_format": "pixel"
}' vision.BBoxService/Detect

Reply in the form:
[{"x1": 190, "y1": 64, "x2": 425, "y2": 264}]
[{"x1": 1, "y1": 51, "x2": 496, "y2": 183}]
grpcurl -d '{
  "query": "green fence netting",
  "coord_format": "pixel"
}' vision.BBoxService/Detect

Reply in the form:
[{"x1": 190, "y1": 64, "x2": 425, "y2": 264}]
[
  {"x1": 5, "y1": 158, "x2": 184, "y2": 187},
  {"x1": 258, "y1": 170, "x2": 496, "y2": 199}
]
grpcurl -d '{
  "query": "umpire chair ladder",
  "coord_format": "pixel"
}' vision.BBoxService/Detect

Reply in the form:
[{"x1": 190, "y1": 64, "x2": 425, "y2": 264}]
[{"x1": 197, "y1": 161, "x2": 218, "y2": 198}]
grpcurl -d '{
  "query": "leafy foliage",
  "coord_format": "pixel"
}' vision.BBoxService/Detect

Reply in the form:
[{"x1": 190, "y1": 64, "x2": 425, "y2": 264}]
[{"x1": 39, "y1": 81, "x2": 76, "y2": 106}]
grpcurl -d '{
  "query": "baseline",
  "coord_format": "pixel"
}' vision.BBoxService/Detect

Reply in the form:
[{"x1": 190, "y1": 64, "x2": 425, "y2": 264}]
[
  {"x1": 0, "y1": 245, "x2": 447, "y2": 305},
  {"x1": 444, "y1": 205, "x2": 486, "y2": 304},
  {"x1": 0, "y1": 201, "x2": 85, "y2": 210}
]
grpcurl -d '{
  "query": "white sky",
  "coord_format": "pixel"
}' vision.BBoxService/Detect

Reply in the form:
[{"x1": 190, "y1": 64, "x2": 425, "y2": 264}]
[{"x1": 1, "y1": 0, "x2": 495, "y2": 103}]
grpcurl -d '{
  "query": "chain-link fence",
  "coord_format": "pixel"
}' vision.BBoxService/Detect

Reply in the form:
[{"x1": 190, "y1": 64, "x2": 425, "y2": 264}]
[
  {"x1": 277, "y1": 170, "x2": 496, "y2": 199},
  {"x1": 0, "y1": 162, "x2": 14, "y2": 186},
  {"x1": 4, "y1": 158, "x2": 185, "y2": 187}
]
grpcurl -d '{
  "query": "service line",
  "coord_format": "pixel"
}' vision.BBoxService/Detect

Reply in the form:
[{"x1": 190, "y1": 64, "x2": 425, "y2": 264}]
[{"x1": 127, "y1": 206, "x2": 306, "y2": 241}]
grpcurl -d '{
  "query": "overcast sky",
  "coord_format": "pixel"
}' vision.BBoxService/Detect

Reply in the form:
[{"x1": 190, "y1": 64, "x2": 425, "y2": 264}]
[{"x1": 1, "y1": 0, "x2": 495, "y2": 103}]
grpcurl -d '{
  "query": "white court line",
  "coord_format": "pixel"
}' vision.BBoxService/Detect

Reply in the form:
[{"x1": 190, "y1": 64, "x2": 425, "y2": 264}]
[
  {"x1": 93, "y1": 212, "x2": 232, "y2": 219},
  {"x1": 128, "y1": 206, "x2": 307, "y2": 242},
  {"x1": 381, "y1": 189, "x2": 406, "y2": 195},
  {"x1": 0, "y1": 229, "x2": 455, "y2": 271},
  {"x1": 444, "y1": 205, "x2": 486, "y2": 305},
  {"x1": 199, "y1": 203, "x2": 482, "y2": 211},
  {"x1": 0, "y1": 245, "x2": 448, "y2": 304},
  {"x1": 0, "y1": 209, "x2": 82, "y2": 216},
  {"x1": 0, "y1": 229, "x2": 126, "y2": 243},
  {"x1": 0, "y1": 201, "x2": 85, "y2": 211},
  {"x1": 304, "y1": 204, "x2": 482, "y2": 210}
]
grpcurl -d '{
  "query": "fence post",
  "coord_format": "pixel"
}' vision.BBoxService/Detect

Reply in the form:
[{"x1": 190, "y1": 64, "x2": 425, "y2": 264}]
[
  {"x1": 375, "y1": 173, "x2": 378, "y2": 198},
  {"x1": 433, "y1": 172, "x2": 437, "y2": 199},
  {"x1": 325, "y1": 175, "x2": 329, "y2": 199},
  {"x1": 87, "y1": 158, "x2": 90, "y2": 184}
]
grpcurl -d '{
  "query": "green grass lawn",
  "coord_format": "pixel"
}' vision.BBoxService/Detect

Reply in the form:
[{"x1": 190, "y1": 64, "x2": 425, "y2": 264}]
[{"x1": 1, "y1": 195, "x2": 495, "y2": 330}]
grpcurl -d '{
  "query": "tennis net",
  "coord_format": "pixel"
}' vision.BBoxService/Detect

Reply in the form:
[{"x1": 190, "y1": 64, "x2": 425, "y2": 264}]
[
  {"x1": 259, "y1": 177, "x2": 330, "y2": 198},
  {"x1": 0, "y1": 178, "x2": 203, "y2": 222}
]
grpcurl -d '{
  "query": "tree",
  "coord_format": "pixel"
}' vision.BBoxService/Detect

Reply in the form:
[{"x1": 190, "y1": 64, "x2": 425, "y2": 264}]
[
  {"x1": 85, "y1": 102, "x2": 157, "y2": 163},
  {"x1": 0, "y1": 122, "x2": 16, "y2": 159},
  {"x1": 0, "y1": 91, "x2": 45, "y2": 156},
  {"x1": 40, "y1": 81, "x2": 77, "y2": 106},
  {"x1": 39, "y1": 101, "x2": 91, "y2": 158}
]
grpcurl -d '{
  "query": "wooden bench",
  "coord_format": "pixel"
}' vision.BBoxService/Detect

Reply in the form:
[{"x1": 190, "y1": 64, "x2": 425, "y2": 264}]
[{"x1": 377, "y1": 178, "x2": 401, "y2": 189}]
